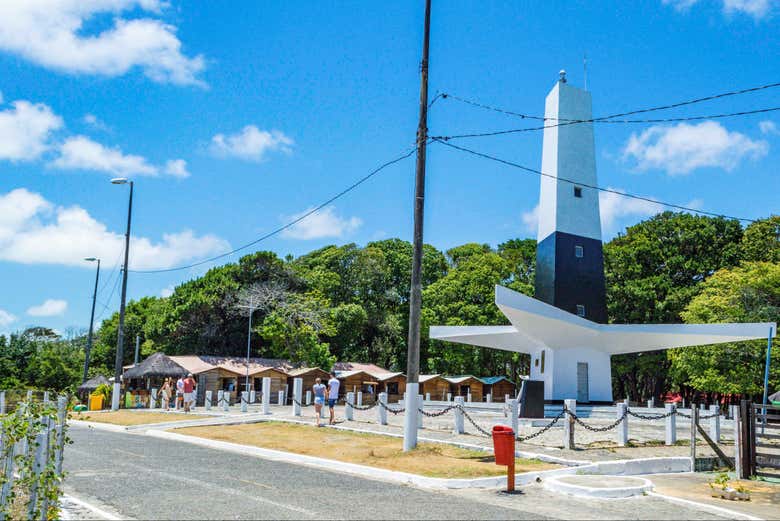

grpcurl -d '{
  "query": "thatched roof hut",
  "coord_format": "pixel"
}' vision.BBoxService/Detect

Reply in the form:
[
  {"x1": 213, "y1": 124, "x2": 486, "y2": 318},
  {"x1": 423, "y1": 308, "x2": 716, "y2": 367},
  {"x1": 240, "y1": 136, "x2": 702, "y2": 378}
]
[
  {"x1": 77, "y1": 375, "x2": 109, "y2": 393},
  {"x1": 124, "y1": 352, "x2": 188, "y2": 379}
]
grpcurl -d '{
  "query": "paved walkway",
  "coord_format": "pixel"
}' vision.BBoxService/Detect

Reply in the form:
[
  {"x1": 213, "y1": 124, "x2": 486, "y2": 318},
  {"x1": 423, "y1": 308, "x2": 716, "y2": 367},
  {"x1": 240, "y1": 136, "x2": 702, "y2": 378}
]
[{"x1": 63, "y1": 425, "x2": 733, "y2": 520}]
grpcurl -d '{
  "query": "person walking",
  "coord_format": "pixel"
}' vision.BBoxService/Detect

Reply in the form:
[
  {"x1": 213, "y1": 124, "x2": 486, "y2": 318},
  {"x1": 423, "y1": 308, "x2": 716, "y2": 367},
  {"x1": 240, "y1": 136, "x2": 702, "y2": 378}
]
[
  {"x1": 160, "y1": 378, "x2": 172, "y2": 411},
  {"x1": 175, "y1": 375, "x2": 184, "y2": 411},
  {"x1": 183, "y1": 373, "x2": 196, "y2": 412},
  {"x1": 312, "y1": 377, "x2": 326, "y2": 427},
  {"x1": 327, "y1": 372, "x2": 340, "y2": 426}
]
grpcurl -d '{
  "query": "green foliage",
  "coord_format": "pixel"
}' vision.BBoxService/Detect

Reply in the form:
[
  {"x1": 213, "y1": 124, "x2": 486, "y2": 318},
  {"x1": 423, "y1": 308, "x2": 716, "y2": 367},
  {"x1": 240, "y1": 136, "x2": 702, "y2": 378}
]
[
  {"x1": 0, "y1": 329, "x2": 82, "y2": 392},
  {"x1": 740, "y1": 215, "x2": 780, "y2": 263}
]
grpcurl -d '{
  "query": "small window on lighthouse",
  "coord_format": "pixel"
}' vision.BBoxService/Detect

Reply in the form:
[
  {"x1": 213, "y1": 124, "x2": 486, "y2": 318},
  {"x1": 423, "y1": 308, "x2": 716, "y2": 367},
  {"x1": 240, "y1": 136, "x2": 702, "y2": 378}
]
[
  {"x1": 575, "y1": 245, "x2": 584, "y2": 258},
  {"x1": 576, "y1": 304, "x2": 586, "y2": 317},
  {"x1": 574, "y1": 186, "x2": 583, "y2": 198}
]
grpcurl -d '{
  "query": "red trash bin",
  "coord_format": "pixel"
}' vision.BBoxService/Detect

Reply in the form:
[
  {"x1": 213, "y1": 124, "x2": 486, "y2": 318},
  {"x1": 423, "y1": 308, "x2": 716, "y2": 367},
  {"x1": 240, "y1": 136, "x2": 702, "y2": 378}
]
[{"x1": 492, "y1": 424, "x2": 516, "y2": 492}]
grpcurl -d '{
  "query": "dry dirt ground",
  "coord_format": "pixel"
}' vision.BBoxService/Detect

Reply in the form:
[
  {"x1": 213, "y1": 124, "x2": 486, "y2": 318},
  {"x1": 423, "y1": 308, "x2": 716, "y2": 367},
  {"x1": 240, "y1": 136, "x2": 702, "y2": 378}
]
[
  {"x1": 72, "y1": 410, "x2": 202, "y2": 426},
  {"x1": 175, "y1": 421, "x2": 559, "y2": 478}
]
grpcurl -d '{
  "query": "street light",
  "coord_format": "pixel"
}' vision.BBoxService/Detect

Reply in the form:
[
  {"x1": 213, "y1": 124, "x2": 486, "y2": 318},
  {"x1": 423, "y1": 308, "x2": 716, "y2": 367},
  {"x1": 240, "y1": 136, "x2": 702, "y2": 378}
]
[
  {"x1": 111, "y1": 177, "x2": 133, "y2": 411},
  {"x1": 83, "y1": 257, "x2": 100, "y2": 384}
]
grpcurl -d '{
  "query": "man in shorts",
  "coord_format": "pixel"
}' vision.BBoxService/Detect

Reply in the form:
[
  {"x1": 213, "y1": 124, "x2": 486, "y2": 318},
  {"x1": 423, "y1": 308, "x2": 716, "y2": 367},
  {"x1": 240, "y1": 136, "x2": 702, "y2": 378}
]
[
  {"x1": 327, "y1": 372, "x2": 340, "y2": 425},
  {"x1": 312, "y1": 377, "x2": 326, "y2": 427},
  {"x1": 182, "y1": 373, "x2": 196, "y2": 412}
]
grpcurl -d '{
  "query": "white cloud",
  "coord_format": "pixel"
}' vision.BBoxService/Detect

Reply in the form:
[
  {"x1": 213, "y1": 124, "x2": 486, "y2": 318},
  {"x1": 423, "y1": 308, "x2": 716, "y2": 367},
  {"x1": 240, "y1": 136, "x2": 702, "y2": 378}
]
[
  {"x1": 0, "y1": 100, "x2": 63, "y2": 161},
  {"x1": 26, "y1": 299, "x2": 68, "y2": 317},
  {"x1": 0, "y1": 309, "x2": 16, "y2": 328},
  {"x1": 50, "y1": 136, "x2": 188, "y2": 178},
  {"x1": 622, "y1": 121, "x2": 768, "y2": 175},
  {"x1": 281, "y1": 206, "x2": 362, "y2": 240},
  {"x1": 210, "y1": 126, "x2": 293, "y2": 162},
  {"x1": 759, "y1": 120, "x2": 779, "y2": 135},
  {"x1": 521, "y1": 205, "x2": 539, "y2": 233},
  {"x1": 0, "y1": 188, "x2": 230, "y2": 270},
  {"x1": 663, "y1": 0, "x2": 773, "y2": 18},
  {"x1": 83, "y1": 113, "x2": 111, "y2": 132},
  {"x1": 164, "y1": 159, "x2": 190, "y2": 178},
  {"x1": 0, "y1": 1, "x2": 205, "y2": 86}
]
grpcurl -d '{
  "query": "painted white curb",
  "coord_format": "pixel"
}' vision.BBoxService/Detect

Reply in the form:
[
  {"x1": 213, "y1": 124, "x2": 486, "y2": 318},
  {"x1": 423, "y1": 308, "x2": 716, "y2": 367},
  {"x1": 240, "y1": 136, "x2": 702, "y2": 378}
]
[
  {"x1": 543, "y1": 475, "x2": 653, "y2": 499},
  {"x1": 69, "y1": 420, "x2": 129, "y2": 433},
  {"x1": 60, "y1": 493, "x2": 122, "y2": 520}
]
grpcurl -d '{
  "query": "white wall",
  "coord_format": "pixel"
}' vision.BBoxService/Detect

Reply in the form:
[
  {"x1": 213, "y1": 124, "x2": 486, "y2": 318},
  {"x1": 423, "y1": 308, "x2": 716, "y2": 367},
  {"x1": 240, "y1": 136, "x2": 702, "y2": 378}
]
[{"x1": 551, "y1": 347, "x2": 613, "y2": 402}]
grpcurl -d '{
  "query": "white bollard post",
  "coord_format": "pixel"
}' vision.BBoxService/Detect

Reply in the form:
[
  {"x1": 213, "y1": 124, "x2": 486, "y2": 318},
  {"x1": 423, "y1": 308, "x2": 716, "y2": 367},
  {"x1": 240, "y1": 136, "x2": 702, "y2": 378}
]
[
  {"x1": 216, "y1": 390, "x2": 224, "y2": 412},
  {"x1": 425, "y1": 392, "x2": 430, "y2": 402},
  {"x1": 729, "y1": 404, "x2": 737, "y2": 420},
  {"x1": 293, "y1": 378, "x2": 303, "y2": 416},
  {"x1": 486, "y1": 393, "x2": 492, "y2": 403},
  {"x1": 403, "y1": 383, "x2": 419, "y2": 451},
  {"x1": 205, "y1": 390, "x2": 212, "y2": 410},
  {"x1": 377, "y1": 392, "x2": 387, "y2": 425},
  {"x1": 250, "y1": 390, "x2": 256, "y2": 404},
  {"x1": 346, "y1": 392, "x2": 354, "y2": 421},
  {"x1": 306, "y1": 390, "x2": 312, "y2": 406},
  {"x1": 262, "y1": 377, "x2": 271, "y2": 414},
  {"x1": 447, "y1": 392, "x2": 452, "y2": 402},
  {"x1": 43, "y1": 391, "x2": 50, "y2": 405},
  {"x1": 710, "y1": 405, "x2": 721, "y2": 443},
  {"x1": 734, "y1": 406, "x2": 742, "y2": 477},
  {"x1": 357, "y1": 391, "x2": 363, "y2": 407},
  {"x1": 665, "y1": 403, "x2": 676, "y2": 445},
  {"x1": 417, "y1": 394, "x2": 424, "y2": 428},
  {"x1": 223, "y1": 391, "x2": 230, "y2": 412},
  {"x1": 504, "y1": 394, "x2": 510, "y2": 404},
  {"x1": 467, "y1": 392, "x2": 472, "y2": 403},
  {"x1": 241, "y1": 391, "x2": 248, "y2": 413},
  {"x1": 0, "y1": 391, "x2": 5, "y2": 414},
  {"x1": 149, "y1": 388, "x2": 157, "y2": 409},
  {"x1": 510, "y1": 399, "x2": 519, "y2": 437},
  {"x1": 454, "y1": 396, "x2": 465, "y2": 434},
  {"x1": 647, "y1": 398, "x2": 654, "y2": 409},
  {"x1": 700, "y1": 403, "x2": 706, "y2": 411},
  {"x1": 277, "y1": 390, "x2": 284, "y2": 406},
  {"x1": 563, "y1": 399, "x2": 576, "y2": 450},
  {"x1": 617, "y1": 402, "x2": 628, "y2": 447}
]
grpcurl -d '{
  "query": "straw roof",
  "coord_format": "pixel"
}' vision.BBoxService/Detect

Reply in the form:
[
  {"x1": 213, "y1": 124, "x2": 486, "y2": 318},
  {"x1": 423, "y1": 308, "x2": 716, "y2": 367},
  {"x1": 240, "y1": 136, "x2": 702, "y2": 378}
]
[
  {"x1": 78, "y1": 374, "x2": 109, "y2": 392},
  {"x1": 124, "y1": 352, "x2": 189, "y2": 379}
]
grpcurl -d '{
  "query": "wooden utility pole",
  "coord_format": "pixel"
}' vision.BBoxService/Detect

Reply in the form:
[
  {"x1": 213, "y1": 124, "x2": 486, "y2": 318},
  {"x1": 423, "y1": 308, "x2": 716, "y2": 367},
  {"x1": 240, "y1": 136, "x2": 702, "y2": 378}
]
[
  {"x1": 403, "y1": 0, "x2": 431, "y2": 452},
  {"x1": 406, "y1": 0, "x2": 431, "y2": 385}
]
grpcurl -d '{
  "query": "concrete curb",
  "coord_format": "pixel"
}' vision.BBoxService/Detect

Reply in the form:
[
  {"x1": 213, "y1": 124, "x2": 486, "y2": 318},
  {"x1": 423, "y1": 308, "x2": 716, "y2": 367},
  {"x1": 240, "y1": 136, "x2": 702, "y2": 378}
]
[
  {"x1": 646, "y1": 491, "x2": 763, "y2": 521},
  {"x1": 542, "y1": 475, "x2": 653, "y2": 498},
  {"x1": 69, "y1": 420, "x2": 130, "y2": 433}
]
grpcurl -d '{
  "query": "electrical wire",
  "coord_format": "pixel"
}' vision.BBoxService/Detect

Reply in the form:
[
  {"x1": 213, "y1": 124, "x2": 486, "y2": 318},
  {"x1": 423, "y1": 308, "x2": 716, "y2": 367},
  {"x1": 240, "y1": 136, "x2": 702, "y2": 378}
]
[
  {"x1": 431, "y1": 137, "x2": 756, "y2": 223},
  {"x1": 130, "y1": 146, "x2": 419, "y2": 274},
  {"x1": 94, "y1": 266, "x2": 122, "y2": 322},
  {"x1": 434, "y1": 81, "x2": 780, "y2": 140}
]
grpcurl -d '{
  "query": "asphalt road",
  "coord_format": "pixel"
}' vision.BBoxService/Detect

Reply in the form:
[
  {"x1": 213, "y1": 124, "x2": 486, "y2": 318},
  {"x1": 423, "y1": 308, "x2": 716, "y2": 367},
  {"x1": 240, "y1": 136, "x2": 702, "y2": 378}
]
[{"x1": 63, "y1": 426, "x2": 730, "y2": 520}]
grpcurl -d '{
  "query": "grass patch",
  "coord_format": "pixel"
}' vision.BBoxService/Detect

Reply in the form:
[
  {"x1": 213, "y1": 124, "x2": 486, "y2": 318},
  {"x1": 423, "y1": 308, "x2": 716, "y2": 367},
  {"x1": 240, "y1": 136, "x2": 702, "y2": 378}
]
[
  {"x1": 73, "y1": 410, "x2": 198, "y2": 426},
  {"x1": 175, "y1": 421, "x2": 558, "y2": 479}
]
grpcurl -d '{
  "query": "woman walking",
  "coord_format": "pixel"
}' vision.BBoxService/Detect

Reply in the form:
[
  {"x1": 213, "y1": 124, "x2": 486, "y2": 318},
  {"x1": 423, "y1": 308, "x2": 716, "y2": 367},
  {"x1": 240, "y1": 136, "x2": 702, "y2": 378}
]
[
  {"x1": 312, "y1": 378, "x2": 326, "y2": 427},
  {"x1": 160, "y1": 378, "x2": 172, "y2": 411}
]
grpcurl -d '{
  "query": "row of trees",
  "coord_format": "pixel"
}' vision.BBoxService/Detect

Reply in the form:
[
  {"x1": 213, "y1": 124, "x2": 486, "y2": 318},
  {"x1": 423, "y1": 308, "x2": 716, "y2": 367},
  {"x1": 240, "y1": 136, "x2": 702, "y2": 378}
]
[{"x1": 1, "y1": 212, "x2": 777, "y2": 401}]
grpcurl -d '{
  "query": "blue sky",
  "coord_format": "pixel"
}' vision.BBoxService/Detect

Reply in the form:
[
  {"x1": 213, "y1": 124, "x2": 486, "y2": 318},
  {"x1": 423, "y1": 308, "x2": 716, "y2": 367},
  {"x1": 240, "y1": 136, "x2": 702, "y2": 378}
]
[{"x1": 0, "y1": 0, "x2": 778, "y2": 336}]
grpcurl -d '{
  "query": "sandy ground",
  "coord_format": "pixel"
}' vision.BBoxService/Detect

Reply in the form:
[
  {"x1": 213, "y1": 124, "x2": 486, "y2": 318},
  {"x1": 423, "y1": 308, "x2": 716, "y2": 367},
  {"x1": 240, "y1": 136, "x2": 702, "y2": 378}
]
[
  {"x1": 175, "y1": 421, "x2": 558, "y2": 478},
  {"x1": 72, "y1": 410, "x2": 205, "y2": 426}
]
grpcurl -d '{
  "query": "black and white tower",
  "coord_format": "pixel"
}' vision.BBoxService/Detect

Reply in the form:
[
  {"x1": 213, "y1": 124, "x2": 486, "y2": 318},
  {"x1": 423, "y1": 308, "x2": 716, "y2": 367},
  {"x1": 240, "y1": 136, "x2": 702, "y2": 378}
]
[{"x1": 534, "y1": 71, "x2": 608, "y2": 323}]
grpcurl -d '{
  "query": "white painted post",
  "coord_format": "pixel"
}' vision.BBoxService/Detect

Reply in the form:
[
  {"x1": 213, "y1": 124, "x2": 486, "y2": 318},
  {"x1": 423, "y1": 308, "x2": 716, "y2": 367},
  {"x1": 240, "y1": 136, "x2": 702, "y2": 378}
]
[
  {"x1": 617, "y1": 402, "x2": 628, "y2": 447},
  {"x1": 250, "y1": 390, "x2": 256, "y2": 404},
  {"x1": 377, "y1": 392, "x2": 387, "y2": 425},
  {"x1": 710, "y1": 405, "x2": 721, "y2": 443},
  {"x1": 222, "y1": 391, "x2": 229, "y2": 412},
  {"x1": 345, "y1": 392, "x2": 354, "y2": 421},
  {"x1": 425, "y1": 392, "x2": 430, "y2": 402},
  {"x1": 734, "y1": 406, "x2": 742, "y2": 478},
  {"x1": 447, "y1": 392, "x2": 452, "y2": 402},
  {"x1": 647, "y1": 398, "x2": 654, "y2": 409},
  {"x1": 54, "y1": 396, "x2": 67, "y2": 475},
  {"x1": 292, "y1": 378, "x2": 303, "y2": 416},
  {"x1": 43, "y1": 391, "x2": 50, "y2": 405},
  {"x1": 700, "y1": 403, "x2": 706, "y2": 411},
  {"x1": 486, "y1": 393, "x2": 492, "y2": 403},
  {"x1": 216, "y1": 390, "x2": 224, "y2": 411},
  {"x1": 467, "y1": 392, "x2": 472, "y2": 403},
  {"x1": 262, "y1": 377, "x2": 271, "y2": 414},
  {"x1": 149, "y1": 388, "x2": 157, "y2": 409},
  {"x1": 510, "y1": 398, "x2": 519, "y2": 437},
  {"x1": 665, "y1": 403, "x2": 676, "y2": 446},
  {"x1": 729, "y1": 404, "x2": 737, "y2": 420},
  {"x1": 305, "y1": 390, "x2": 312, "y2": 406},
  {"x1": 0, "y1": 391, "x2": 5, "y2": 414},
  {"x1": 504, "y1": 394, "x2": 510, "y2": 404},
  {"x1": 454, "y1": 396, "x2": 465, "y2": 434},
  {"x1": 417, "y1": 394, "x2": 424, "y2": 428},
  {"x1": 205, "y1": 390, "x2": 212, "y2": 410},
  {"x1": 241, "y1": 391, "x2": 248, "y2": 413},
  {"x1": 357, "y1": 391, "x2": 363, "y2": 407},
  {"x1": 283, "y1": 384, "x2": 289, "y2": 406},
  {"x1": 624, "y1": 397, "x2": 629, "y2": 407},
  {"x1": 277, "y1": 390, "x2": 284, "y2": 406},
  {"x1": 403, "y1": 383, "x2": 419, "y2": 451},
  {"x1": 563, "y1": 399, "x2": 576, "y2": 450}
]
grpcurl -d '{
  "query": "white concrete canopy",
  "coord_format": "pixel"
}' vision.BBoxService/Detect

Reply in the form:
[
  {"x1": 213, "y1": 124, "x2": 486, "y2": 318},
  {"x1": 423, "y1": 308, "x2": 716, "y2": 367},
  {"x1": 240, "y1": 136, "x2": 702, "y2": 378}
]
[{"x1": 430, "y1": 285, "x2": 775, "y2": 402}]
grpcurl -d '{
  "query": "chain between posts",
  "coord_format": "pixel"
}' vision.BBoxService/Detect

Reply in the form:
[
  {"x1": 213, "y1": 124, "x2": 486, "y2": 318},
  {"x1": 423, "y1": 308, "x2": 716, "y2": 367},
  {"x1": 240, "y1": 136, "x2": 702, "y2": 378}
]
[
  {"x1": 418, "y1": 405, "x2": 458, "y2": 417},
  {"x1": 516, "y1": 410, "x2": 566, "y2": 442},
  {"x1": 568, "y1": 408, "x2": 628, "y2": 432},
  {"x1": 378, "y1": 401, "x2": 405, "y2": 415},
  {"x1": 292, "y1": 398, "x2": 313, "y2": 408}
]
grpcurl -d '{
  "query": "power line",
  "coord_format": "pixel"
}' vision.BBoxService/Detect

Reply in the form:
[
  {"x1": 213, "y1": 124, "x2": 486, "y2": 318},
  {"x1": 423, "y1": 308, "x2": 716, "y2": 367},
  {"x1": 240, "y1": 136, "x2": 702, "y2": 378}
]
[
  {"x1": 130, "y1": 146, "x2": 419, "y2": 274},
  {"x1": 431, "y1": 137, "x2": 756, "y2": 223},
  {"x1": 434, "y1": 81, "x2": 780, "y2": 140},
  {"x1": 95, "y1": 267, "x2": 122, "y2": 322}
]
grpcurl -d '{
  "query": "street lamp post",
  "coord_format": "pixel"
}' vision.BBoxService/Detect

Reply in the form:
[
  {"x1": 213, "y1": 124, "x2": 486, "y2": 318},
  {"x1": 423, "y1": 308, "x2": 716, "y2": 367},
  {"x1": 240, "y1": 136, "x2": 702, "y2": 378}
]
[
  {"x1": 82, "y1": 257, "x2": 101, "y2": 384},
  {"x1": 111, "y1": 178, "x2": 133, "y2": 411}
]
